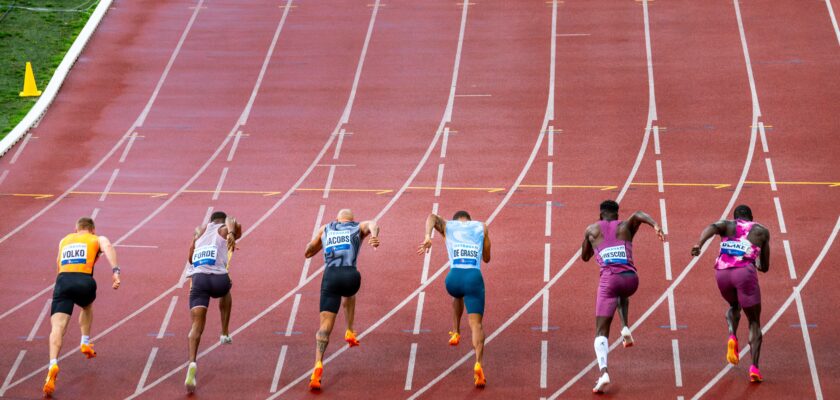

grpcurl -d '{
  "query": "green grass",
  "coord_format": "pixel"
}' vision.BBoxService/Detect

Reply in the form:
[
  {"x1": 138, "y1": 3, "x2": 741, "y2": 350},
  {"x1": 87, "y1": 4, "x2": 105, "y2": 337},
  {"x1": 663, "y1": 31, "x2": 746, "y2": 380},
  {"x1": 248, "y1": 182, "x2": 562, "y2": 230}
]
[{"x1": 0, "y1": 0, "x2": 97, "y2": 140}]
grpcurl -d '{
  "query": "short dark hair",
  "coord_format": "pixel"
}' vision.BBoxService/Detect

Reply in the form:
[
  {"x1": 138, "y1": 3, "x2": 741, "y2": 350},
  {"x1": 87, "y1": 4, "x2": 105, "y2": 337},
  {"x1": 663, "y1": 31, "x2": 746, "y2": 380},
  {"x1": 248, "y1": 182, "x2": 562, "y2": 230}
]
[
  {"x1": 733, "y1": 205, "x2": 753, "y2": 221},
  {"x1": 77, "y1": 217, "x2": 95, "y2": 231},
  {"x1": 210, "y1": 211, "x2": 228, "y2": 222},
  {"x1": 452, "y1": 210, "x2": 471, "y2": 221},
  {"x1": 600, "y1": 200, "x2": 619, "y2": 214}
]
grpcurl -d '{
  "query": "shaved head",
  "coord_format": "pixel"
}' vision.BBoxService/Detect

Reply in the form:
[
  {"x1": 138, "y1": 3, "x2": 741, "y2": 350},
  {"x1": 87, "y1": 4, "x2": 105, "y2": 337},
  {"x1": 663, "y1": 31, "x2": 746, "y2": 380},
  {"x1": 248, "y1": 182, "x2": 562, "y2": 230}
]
[{"x1": 337, "y1": 209, "x2": 354, "y2": 221}]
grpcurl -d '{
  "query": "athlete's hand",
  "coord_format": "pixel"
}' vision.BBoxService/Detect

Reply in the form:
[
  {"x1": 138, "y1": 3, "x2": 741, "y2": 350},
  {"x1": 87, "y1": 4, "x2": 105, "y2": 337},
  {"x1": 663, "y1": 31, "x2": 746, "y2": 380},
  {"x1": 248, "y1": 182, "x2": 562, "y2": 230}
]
[
  {"x1": 417, "y1": 238, "x2": 432, "y2": 255},
  {"x1": 112, "y1": 272, "x2": 121, "y2": 290},
  {"x1": 654, "y1": 225, "x2": 665, "y2": 242},
  {"x1": 690, "y1": 244, "x2": 701, "y2": 257},
  {"x1": 226, "y1": 234, "x2": 239, "y2": 252},
  {"x1": 368, "y1": 236, "x2": 380, "y2": 249}
]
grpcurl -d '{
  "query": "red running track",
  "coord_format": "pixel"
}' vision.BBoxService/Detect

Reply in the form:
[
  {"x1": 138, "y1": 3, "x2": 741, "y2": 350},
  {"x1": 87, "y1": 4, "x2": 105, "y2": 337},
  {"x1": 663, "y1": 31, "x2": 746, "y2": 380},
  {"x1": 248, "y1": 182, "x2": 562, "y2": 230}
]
[{"x1": 0, "y1": 0, "x2": 838, "y2": 399}]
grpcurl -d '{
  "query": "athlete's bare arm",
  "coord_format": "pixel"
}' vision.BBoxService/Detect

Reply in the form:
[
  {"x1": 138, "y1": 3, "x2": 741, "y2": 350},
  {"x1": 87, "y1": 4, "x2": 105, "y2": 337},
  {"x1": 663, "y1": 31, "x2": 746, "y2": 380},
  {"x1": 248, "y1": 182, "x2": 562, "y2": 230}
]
[
  {"x1": 626, "y1": 210, "x2": 665, "y2": 240},
  {"x1": 482, "y1": 223, "x2": 491, "y2": 263},
  {"x1": 305, "y1": 225, "x2": 326, "y2": 258},
  {"x1": 223, "y1": 217, "x2": 242, "y2": 252},
  {"x1": 417, "y1": 213, "x2": 447, "y2": 254},
  {"x1": 581, "y1": 224, "x2": 597, "y2": 262},
  {"x1": 691, "y1": 220, "x2": 728, "y2": 256},
  {"x1": 755, "y1": 224, "x2": 770, "y2": 273},
  {"x1": 359, "y1": 220, "x2": 381, "y2": 248},
  {"x1": 188, "y1": 225, "x2": 206, "y2": 264},
  {"x1": 97, "y1": 235, "x2": 121, "y2": 289}
]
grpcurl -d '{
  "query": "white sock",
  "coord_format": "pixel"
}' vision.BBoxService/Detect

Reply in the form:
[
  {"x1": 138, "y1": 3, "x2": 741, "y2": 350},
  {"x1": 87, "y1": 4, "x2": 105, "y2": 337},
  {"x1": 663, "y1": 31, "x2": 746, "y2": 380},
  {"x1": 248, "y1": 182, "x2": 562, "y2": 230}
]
[
  {"x1": 594, "y1": 336, "x2": 609, "y2": 371},
  {"x1": 81, "y1": 335, "x2": 90, "y2": 345},
  {"x1": 49, "y1": 359, "x2": 58, "y2": 367}
]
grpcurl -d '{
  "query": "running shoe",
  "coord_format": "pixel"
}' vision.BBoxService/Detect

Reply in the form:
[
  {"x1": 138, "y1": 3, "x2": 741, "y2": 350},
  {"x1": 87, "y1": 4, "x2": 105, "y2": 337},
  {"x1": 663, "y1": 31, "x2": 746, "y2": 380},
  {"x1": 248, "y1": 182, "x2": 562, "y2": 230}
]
[
  {"x1": 345, "y1": 330, "x2": 360, "y2": 347},
  {"x1": 621, "y1": 326, "x2": 634, "y2": 348},
  {"x1": 42, "y1": 364, "x2": 59, "y2": 396},
  {"x1": 220, "y1": 335, "x2": 233, "y2": 345},
  {"x1": 309, "y1": 361, "x2": 323, "y2": 391},
  {"x1": 80, "y1": 343, "x2": 96, "y2": 359},
  {"x1": 448, "y1": 331, "x2": 460, "y2": 346},
  {"x1": 185, "y1": 362, "x2": 197, "y2": 393},
  {"x1": 749, "y1": 365, "x2": 763, "y2": 383},
  {"x1": 592, "y1": 372, "x2": 610, "y2": 394},
  {"x1": 474, "y1": 362, "x2": 486, "y2": 388},
  {"x1": 726, "y1": 335, "x2": 739, "y2": 365}
]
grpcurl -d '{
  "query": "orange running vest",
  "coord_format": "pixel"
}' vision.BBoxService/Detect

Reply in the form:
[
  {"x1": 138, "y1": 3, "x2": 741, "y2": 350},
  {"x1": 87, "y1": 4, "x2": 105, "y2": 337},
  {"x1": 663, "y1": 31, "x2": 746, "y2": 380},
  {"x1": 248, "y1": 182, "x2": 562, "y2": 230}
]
[{"x1": 56, "y1": 232, "x2": 100, "y2": 274}]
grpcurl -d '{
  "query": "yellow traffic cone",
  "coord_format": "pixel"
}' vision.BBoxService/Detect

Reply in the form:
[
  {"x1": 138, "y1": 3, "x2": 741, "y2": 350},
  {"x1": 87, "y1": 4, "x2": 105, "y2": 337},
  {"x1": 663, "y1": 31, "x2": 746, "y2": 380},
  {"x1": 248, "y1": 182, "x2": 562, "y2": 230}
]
[{"x1": 19, "y1": 62, "x2": 42, "y2": 97}]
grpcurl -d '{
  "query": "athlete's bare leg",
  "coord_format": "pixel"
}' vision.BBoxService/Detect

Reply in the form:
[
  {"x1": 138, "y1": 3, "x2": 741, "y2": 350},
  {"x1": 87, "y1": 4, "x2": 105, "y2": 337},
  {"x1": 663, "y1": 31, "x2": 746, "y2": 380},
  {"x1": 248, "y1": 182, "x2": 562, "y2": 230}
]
[
  {"x1": 743, "y1": 303, "x2": 762, "y2": 367},
  {"x1": 343, "y1": 296, "x2": 356, "y2": 332},
  {"x1": 617, "y1": 297, "x2": 630, "y2": 328},
  {"x1": 188, "y1": 307, "x2": 208, "y2": 362},
  {"x1": 219, "y1": 293, "x2": 232, "y2": 336},
  {"x1": 79, "y1": 304, "x2": 93, "y2": 337},
  {"x1": 468, "y1": 313, "x2": 484, "y2": 364},
  {"x1": 451, "y1": 298, "x2": 464, "y2": 334},
  {"x1": 315, "y1": 311, "x2": 337, "y2": 363},
  {"x1": 48, "y1": 313, "x2": 71, "y2": 360},
  {"x1": 726, "y1": 302, "x2": 742, "y2": 336}
]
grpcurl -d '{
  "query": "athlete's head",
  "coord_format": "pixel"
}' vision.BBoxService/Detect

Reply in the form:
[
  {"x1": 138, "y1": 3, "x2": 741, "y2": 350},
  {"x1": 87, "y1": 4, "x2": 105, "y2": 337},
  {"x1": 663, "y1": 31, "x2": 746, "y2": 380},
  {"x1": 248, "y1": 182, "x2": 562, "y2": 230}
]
[
  {"x1": 76, "y1": 217, "x2": 95, "y2": 233},
  {"x1": 452, "y1": 210, "x2": 471, "y2": 221},
  {"x1": 210, "y1": 211, "x2": 227, "y2": 222},
  {"x1": 337, "y1": 209, "x2": 354, "y2": 221},
  {"x1": 733, "y1": 205, "x2": 753, "y2": 221},
  {"x1": 599, "y1": 200, "x2": 619, "y2": 220}
]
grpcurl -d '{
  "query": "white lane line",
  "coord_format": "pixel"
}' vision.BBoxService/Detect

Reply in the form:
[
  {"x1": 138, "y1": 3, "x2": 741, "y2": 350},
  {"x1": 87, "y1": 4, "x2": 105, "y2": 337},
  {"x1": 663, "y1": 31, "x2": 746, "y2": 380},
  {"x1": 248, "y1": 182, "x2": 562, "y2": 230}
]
[
  {"x1": 656, "y1": 160, "x2": 664, "y2": 192},
  {"x1": 758, "y1": 122, "x2": 769, "y2": 153},
  {"x1": 544, "y1": 243, "x2": 551, "y2": 282},
  {"x1": 202, "y1": 206, "x2": 214, "y2": 223},
  {"x1": 421, "y1": 204, "x2": 438, "y2": 283},
  {"x1": 333, "y1": 129, "x2": 346, "y2": 160},
  {"x1": 691, "y1": 216, "x2": 840, "y2": 400},
  {"x1": 99, "y1": 168, "x2": 120, "y2": 201},
  {"x1": 545, "y1": 201, "x2": 552, "y2": 236},
  {"x1": 668, "y1": 289, "x2": 677, "y2": 331},
  {"x1": 653, "y1": 125, "x2": 660, "y2": 154},
  {"x1": 91, "y1": 207, "x2": 100, "y2": 220},
  {"x1": 227, "y1": 130, "x2": 243, "y2": 162},
  {"x1": 134, "y1": 347, "x2": 158, "y2": 394},
  {"x1": 339, "y1": 0, "x2": 381, "y2": 125},
  {"x1": 547, "y1": 125, "x2": 554, "y2": 156},
  {"x1": 177, "y1": 264, "x2": 190, "y2": 289},
  {"x1": 440, "y1": 127, "x2": 449, "y2": 158},
  {"x1": 541, "y1": 289, "x2": 549, "y2": 332},
  {"x1": 269, "y1": 345, "x2": 288, "y2": 393},
  {"x1": 774, "y1": 196, "x2": 787, "y2": 233},
  {"x1": 323, "y1": 165, "x2": 336, "y2": 199},
  {"x1": 735, "y1": 0, "x2": 762, "y2": 116},
  {"x1": 299, "y1": 206, "x2": 326, "y2": 286},
  {"x1": 546, "y1": 161, "x2": 553, "y2": 194},
  {"x1": 794, "y1": 291, "x2": 823, "y2": 400},
  {"x1": 212, "y1": 167, "x2": 229, "y2": 201},
  {"x1": 8, "y1": 134, "x2": 32, "y2": 164},
  {"x1": 672, "y1": 339, "x2": 683, "y2": 387},
  {"x1": 412, "y1": 292, "x2": 425, "y2": 334},
  {"x1": 765, "y1": 158, "x2": 777, "y2": 191},
  {"x1": 26, "y1": 299, "x2": 50, "y2": 341},
  {"x1": 784, "y1": 239, "x2": 796, "y2": 279},
  {"x1": 434, "y1": 164, "x2": 444, "y2": 197},
  {"x1": 0, "y1": 350, "x2": 26, "y2": 396},
  {"x1": 157, "y1": 296, "x2": 178, "y2": 339},
  {"x1": 0, "y1": 170, "x2": 8, "y2": 186},
  {"x1": 404, "y1": 342, "x2": 418, "y2": 390},
  {"x1": 443, "y1": 0, "x2": 470, "y2": 123},
  {"x1": 119, "y1": 132, "x2": 139, "y2": 163},
  {"x1": 663, "y1": 241, "x2": 673, "y2": 280},
  {"x1": 0, "y1": 0, "x2": 205, "y2": 247},
  {"x1": 540, "y1": 340, "x2": 548, "y2": 388},
  {"x1": 659, "y1": 198, "x2": 669, "y2": 234},
  {"x1": 285, "y1": 294, "x2": 301, "y2": 336},
  {"x1": 824, "y1": 0, "x2": 840, "y2": 46}
]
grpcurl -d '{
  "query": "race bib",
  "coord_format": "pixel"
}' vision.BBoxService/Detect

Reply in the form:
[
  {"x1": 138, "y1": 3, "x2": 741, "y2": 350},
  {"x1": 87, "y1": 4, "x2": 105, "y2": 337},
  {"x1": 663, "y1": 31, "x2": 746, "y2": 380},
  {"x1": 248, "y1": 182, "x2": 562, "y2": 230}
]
[
  {"x1": 452, "y1": 243, "x2": 480, "y2": 266},
  {"x1": 599, "y1": 245, "x2": 629, "y2": 265},
  {"x1": 192, "y1": 245, "x2": 218, "y2": 267},
  {"x1": 60, "y1": 243, "x2": 88, "y2": 265},
  {"x1": 325, "y1": 230, "x2": 353, "y2": 253},
  {"x1": 720, "y1": 240, "x2": 749, "y2": 256}
]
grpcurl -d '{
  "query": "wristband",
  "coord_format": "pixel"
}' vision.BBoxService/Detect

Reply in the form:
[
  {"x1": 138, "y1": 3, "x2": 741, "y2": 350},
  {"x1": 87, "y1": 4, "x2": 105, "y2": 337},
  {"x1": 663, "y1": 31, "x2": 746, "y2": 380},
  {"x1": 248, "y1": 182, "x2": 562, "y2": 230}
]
[{"x1": 112, "y1": 266, "x2": 121, "y2": 274}]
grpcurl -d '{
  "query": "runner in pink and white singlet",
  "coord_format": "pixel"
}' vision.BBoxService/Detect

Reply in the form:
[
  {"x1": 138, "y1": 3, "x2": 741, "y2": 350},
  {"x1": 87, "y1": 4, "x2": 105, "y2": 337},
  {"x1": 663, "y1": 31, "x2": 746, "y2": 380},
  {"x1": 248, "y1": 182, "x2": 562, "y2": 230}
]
[
  {"x1": 581, "y1": 200, "x2": 664, "y2": 393},
  {"x1": 692, "y1": 204, "x2": 770, "y2": 383}
]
